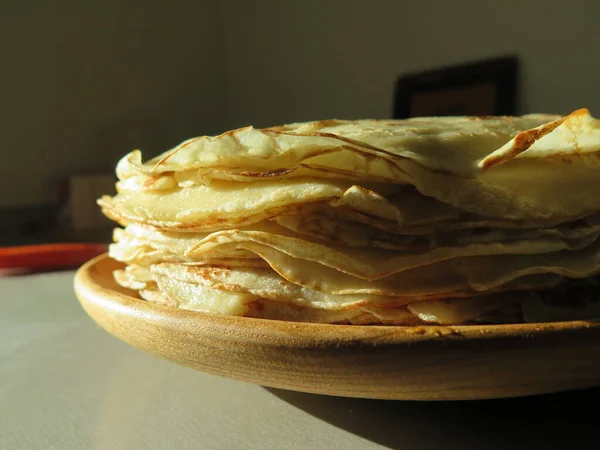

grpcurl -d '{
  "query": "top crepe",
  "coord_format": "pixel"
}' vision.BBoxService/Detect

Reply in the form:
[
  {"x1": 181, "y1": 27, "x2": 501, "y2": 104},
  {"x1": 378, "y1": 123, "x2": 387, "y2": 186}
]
[{"x1": 101, "y1": 109, "x2": 600, "y2": 227}]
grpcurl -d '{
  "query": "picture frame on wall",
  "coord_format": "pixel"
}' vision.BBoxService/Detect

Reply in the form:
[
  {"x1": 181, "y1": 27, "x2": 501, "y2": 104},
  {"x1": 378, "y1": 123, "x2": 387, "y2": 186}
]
[{"x1": 393, "y1": 56, "x2": 519, "y2": 118}]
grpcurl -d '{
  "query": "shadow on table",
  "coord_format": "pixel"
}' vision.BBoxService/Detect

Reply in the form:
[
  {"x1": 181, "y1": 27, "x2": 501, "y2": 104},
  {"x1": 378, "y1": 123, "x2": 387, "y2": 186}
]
[{"x1": 266, "y1": 386, "x2": 600, "y2": 450}]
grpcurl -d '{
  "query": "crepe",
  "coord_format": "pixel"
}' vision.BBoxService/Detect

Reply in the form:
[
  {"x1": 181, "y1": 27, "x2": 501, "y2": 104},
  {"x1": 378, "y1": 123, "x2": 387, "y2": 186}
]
[
  {"x1": 99, "y1": 109, "x2": 600, "y2": 325},
  {"x1": 109, "y1": 222, "x2": 600, "y2": 281},
  {"x1": 102, "y1": 109, "x2": 600, "y2": 221}
]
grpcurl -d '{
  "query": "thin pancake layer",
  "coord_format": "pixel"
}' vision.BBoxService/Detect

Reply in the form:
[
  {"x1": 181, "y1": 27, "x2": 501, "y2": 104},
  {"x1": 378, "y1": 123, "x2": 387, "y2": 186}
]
[
  {"x1": 112, "y1": 223, "x2": 600, "y2": 281},
  {"x1": 149, "y1": 275, "x2": 419, "y2": 324},
  {"x1": 137, "y1": 272, "x2": 542, "y2": 325},
  {"x1": 184, "y1": 226, "x2": 600, "y2": 280},
  {"x1": 110, "y1": 109, "x2": 600, "y2": 221},
  {"x1": 100, "y1": 178, "x2": 351, "y2": 231}
]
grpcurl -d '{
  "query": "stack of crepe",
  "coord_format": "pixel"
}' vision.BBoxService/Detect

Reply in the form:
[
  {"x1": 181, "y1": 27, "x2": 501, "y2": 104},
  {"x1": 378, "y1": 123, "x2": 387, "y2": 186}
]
[{"x1": 98, "y1": 108, "x2": 600, "y2": 325}]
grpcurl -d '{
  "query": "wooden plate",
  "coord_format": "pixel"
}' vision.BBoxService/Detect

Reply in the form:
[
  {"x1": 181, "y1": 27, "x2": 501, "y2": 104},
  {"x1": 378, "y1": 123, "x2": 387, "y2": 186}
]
[{"x1": 74, "y1": 254, "x2": 600, "y2": 401}]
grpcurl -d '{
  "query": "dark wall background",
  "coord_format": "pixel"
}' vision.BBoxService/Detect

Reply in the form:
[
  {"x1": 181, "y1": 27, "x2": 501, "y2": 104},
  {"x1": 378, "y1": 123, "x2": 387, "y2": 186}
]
[{"x1": 2, "y1": 0, "x2": 599, "y2": 213}]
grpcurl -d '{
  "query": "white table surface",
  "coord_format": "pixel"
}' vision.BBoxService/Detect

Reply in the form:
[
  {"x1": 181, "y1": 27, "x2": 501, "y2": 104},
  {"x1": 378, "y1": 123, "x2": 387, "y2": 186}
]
[{"x1": 2, "y1": 269, "x2": 600, "y2": 450}]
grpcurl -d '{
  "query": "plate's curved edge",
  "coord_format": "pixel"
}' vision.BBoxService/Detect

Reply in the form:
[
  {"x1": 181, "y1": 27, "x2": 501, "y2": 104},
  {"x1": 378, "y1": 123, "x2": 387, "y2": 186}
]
[
  {"x1": 74, "y1": 254, "x2": 600, "y2": 344},
  {"x1": 74, "y1": 254, "x2": 600, "y2": 400}
]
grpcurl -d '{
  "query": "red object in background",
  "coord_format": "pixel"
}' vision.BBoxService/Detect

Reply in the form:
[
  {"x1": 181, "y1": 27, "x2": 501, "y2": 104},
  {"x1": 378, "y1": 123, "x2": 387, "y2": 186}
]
[{"x1": 0, "y1": 243, "x2": 108, "y2": 271}]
